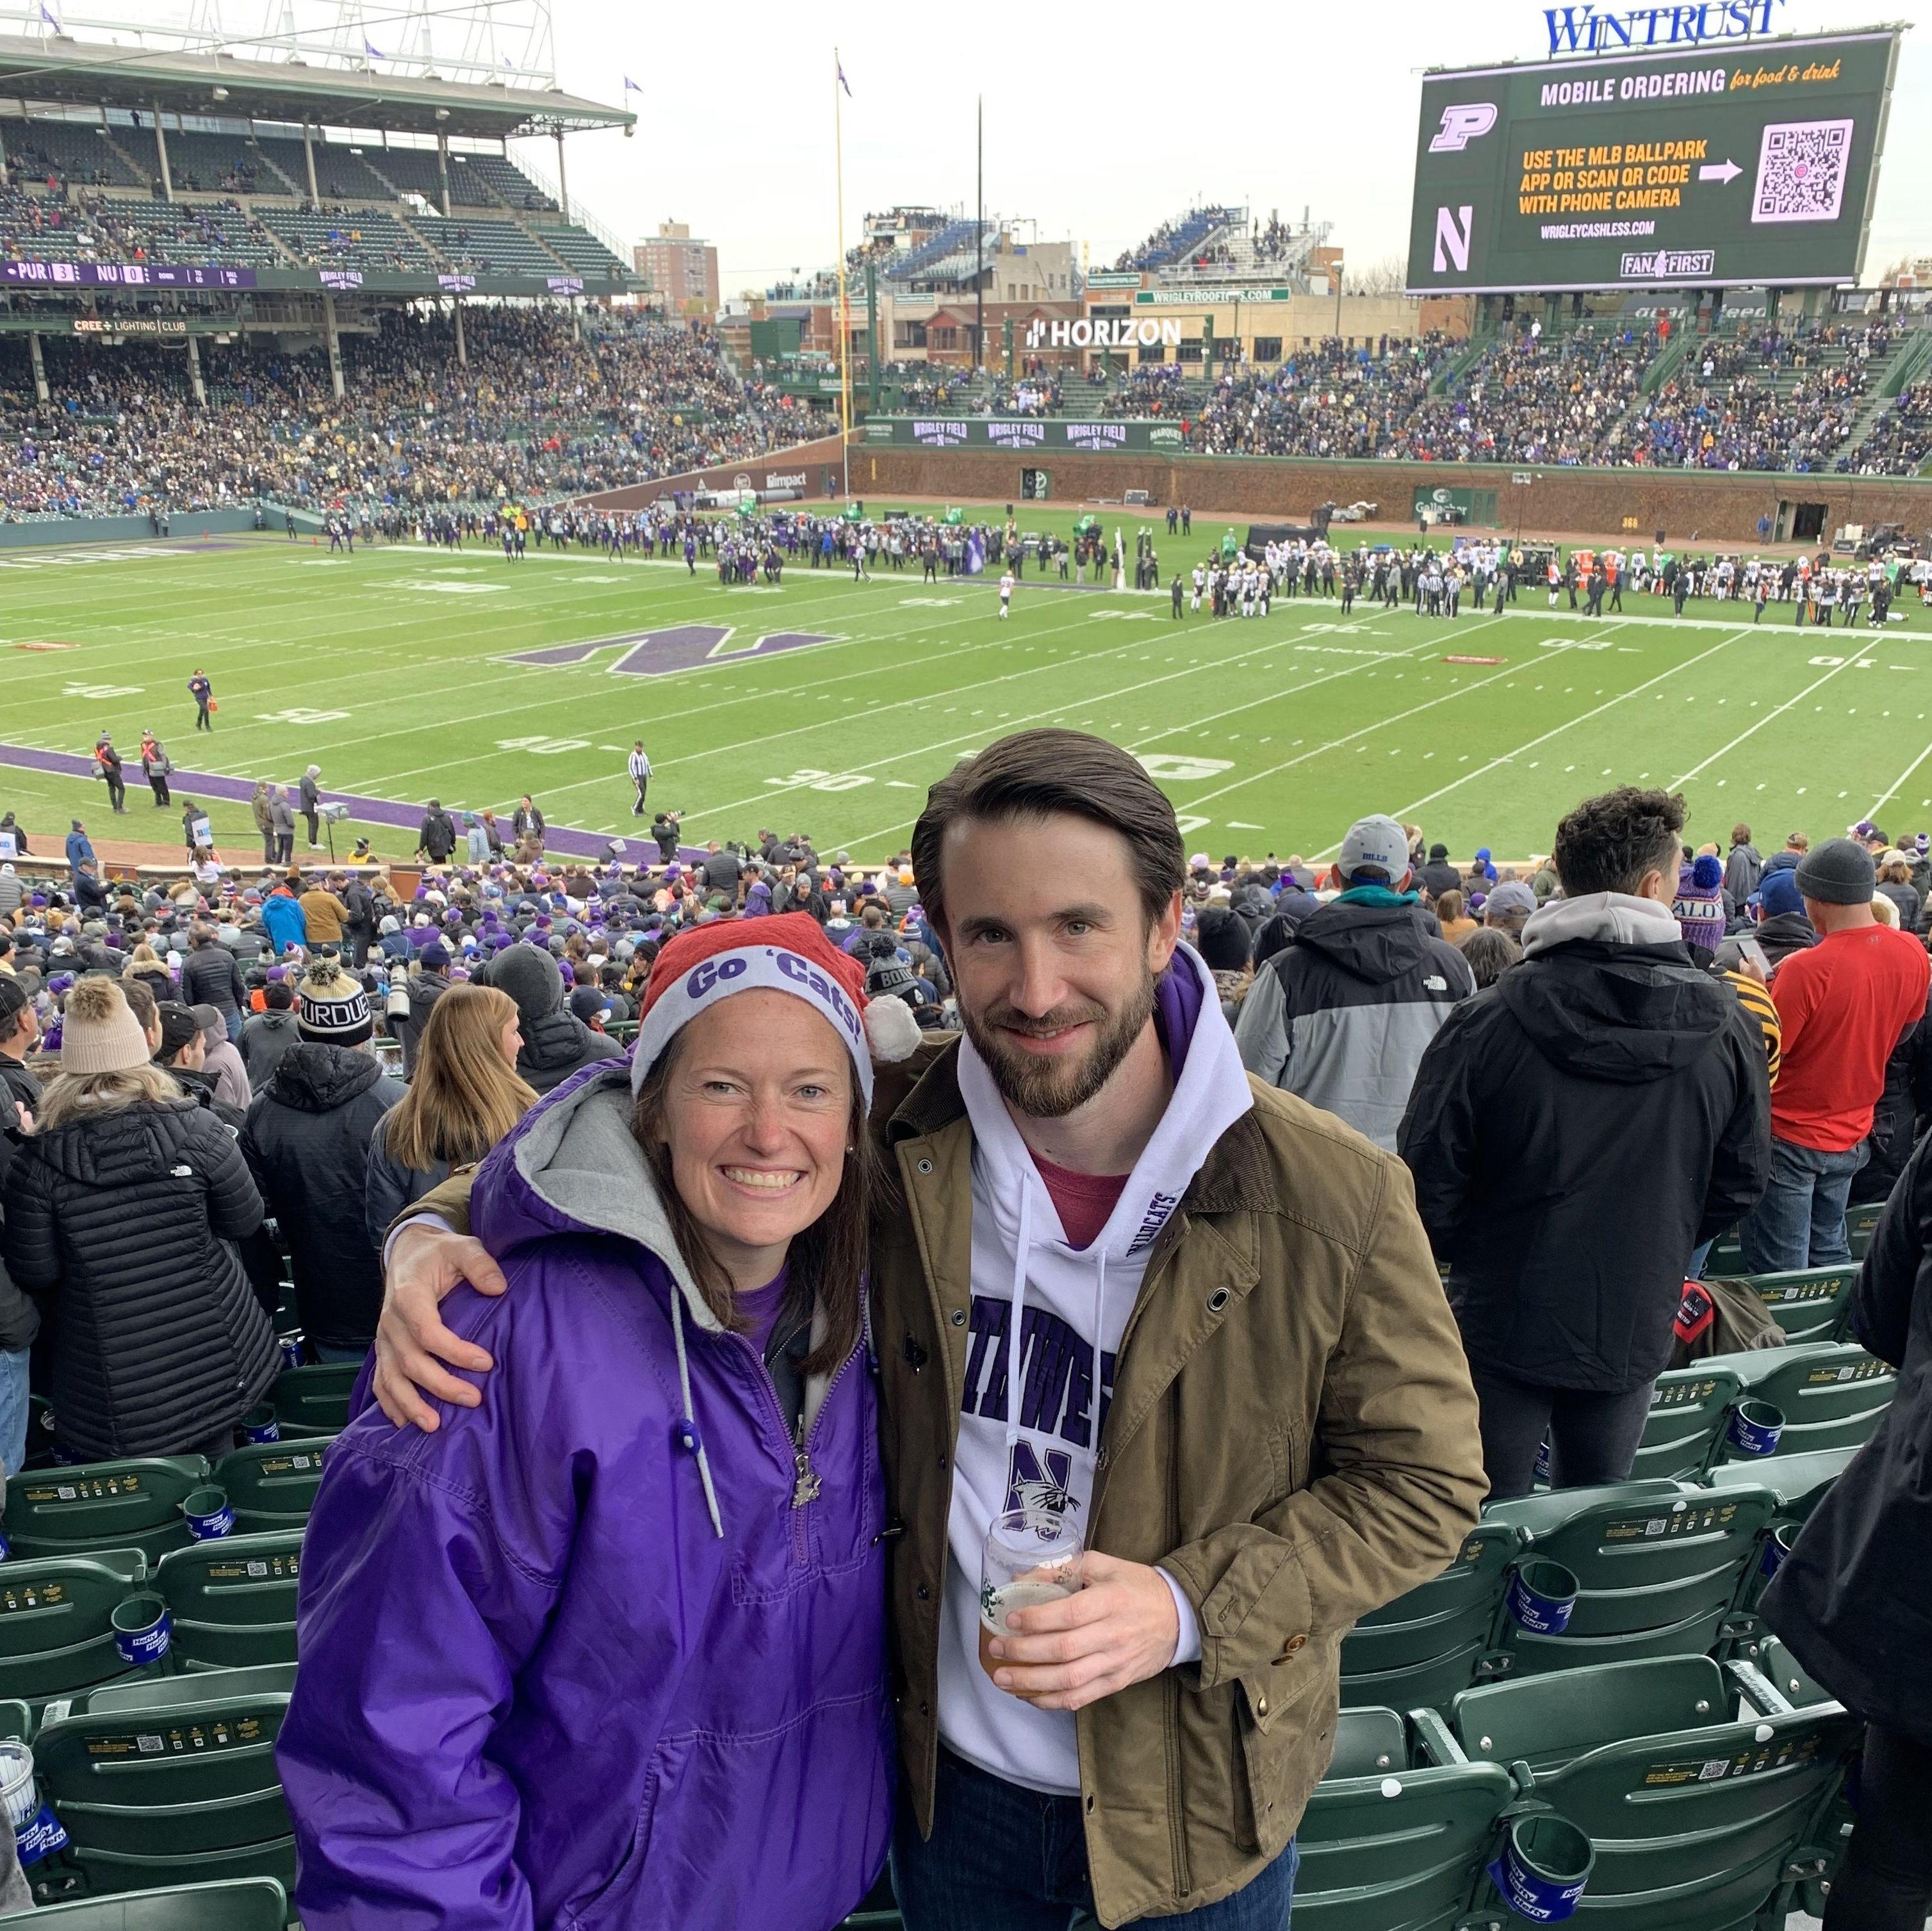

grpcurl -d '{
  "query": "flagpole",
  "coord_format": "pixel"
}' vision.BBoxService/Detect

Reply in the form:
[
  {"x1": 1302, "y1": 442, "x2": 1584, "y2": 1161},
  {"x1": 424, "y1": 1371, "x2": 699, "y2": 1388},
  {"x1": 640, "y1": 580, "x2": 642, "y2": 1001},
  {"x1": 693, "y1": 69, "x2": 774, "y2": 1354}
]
[{"x1": 833, "y1": 47, "x2": 852, "y2": 502}]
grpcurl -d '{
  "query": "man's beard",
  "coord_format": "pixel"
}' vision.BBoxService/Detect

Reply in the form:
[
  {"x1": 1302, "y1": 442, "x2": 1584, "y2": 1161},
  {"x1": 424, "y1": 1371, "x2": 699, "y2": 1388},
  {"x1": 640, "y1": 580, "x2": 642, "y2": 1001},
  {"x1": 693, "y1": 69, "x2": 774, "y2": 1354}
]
[{"x1": 960, "y1": 968, "x2": 1158, "y2": 1121}]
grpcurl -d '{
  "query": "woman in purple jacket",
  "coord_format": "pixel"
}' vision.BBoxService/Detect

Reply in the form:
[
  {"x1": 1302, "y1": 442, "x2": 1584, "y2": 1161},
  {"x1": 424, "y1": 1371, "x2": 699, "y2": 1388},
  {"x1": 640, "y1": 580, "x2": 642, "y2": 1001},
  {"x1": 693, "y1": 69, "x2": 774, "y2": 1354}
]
[{"x1": 279, "y1": 916, "x2": 897, "y2": 1930}]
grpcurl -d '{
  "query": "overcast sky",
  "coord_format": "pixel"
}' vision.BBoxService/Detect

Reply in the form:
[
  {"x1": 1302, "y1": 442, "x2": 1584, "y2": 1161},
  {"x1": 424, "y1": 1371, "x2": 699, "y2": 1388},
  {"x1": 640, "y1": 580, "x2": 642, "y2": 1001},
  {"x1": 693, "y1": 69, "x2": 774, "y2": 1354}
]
[
  {"x1": 528, "y1": 0, "x2": 1932, "y2": 294},
  {"x1": 88, "y1": 0, "x2": 1932, "y2": 293}
]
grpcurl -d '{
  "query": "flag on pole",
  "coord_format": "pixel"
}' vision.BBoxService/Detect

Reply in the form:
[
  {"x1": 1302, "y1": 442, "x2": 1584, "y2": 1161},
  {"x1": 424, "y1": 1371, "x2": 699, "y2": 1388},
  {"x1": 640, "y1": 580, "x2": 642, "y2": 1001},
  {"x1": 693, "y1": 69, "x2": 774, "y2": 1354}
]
[
  {"x1": 364, "y1": 37, "x2": 384, "y2": 60},
  {"x1": 837, "y1": 57, "x2": 852, "y2": 96},
  {"x1": 39, "y1": 3, "x2": 60, "y2": 26},
  {"x1": 623, "y1": 75, "x2": 643, "y2": 94}
]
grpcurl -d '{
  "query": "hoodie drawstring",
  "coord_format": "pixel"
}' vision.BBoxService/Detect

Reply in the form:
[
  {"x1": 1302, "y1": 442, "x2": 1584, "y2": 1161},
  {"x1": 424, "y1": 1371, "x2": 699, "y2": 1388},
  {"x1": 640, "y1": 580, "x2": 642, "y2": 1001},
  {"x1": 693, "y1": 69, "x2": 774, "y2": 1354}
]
[
  {"x1": 1003, "y1": 1172, "x2": 1108, "y2": 1462},
  {"x1": 1004, "y1": 1176, "x2": 1033, "y2": 1453},
  {"x1": 670, "y1": 1286, "x2": 724, "y2": 1539}
]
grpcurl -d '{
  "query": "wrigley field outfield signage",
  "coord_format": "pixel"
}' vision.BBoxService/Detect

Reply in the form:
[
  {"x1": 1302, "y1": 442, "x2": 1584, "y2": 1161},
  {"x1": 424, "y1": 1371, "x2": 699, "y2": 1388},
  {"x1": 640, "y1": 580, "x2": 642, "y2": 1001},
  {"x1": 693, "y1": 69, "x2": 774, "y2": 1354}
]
[{"x1": 861, "y1": 417, "x2": 1188, "y2": 453}]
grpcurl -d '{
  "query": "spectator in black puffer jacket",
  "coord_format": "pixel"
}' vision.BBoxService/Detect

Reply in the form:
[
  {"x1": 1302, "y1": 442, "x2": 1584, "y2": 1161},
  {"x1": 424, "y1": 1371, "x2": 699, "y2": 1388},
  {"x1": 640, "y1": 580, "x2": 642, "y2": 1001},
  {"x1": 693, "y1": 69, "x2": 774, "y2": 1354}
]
[
  {"x1": 242, "y1": 960, "x2": 403, "y2": 1362},
  {"x1": 1, "y1": 977, "x2": 279, "y2": 1462},
  {"x1": 480, "y1": 943, "x2": 624, "y2": 1095},
  {"x1": 179, "y1": 924, "x2": 249, "y2": 1045}
]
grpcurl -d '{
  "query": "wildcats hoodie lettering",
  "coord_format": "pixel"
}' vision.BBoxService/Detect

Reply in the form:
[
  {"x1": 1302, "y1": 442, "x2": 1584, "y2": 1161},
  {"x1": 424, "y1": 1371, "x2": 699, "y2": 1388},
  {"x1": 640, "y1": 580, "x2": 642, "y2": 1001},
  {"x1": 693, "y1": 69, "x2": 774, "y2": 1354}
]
[{"x1": 940, "y1": 945, "x2": 1254, "y2": 1796}]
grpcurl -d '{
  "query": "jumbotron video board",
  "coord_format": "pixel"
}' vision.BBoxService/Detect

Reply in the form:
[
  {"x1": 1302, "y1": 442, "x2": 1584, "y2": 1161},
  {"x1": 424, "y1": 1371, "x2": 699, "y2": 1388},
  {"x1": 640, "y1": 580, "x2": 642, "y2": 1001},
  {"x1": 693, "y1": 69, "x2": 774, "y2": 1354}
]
[{"x1": 1405, "y1": 29, "x2": 1899, "y2": 293}]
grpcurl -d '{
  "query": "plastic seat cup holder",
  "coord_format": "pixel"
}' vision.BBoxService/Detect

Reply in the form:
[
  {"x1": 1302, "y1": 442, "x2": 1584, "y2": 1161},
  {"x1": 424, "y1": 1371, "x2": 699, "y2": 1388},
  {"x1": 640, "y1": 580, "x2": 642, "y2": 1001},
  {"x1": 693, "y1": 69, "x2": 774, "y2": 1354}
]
[
  {"x1": 1760, "y1": 1519, "x2": 1799, "y2": 1579},
  {"x1": 1506, "y1": 1558, "x2": 1580, "y2": 1636},
  {"x1": 111, "y1": 1592, "x2": 173, "y2": 1669},
  {"x1": 242, "y1": 1404, "x2": 281, "y2": 1446},
  {"x1": 1488, "y1": 1813, "x2": 1594, "y2": 1921},
  {"x1": 1728, "y1": 1398, "x2": 1786, "y2": 1458},
  {"x1": 0, "y1": 1741, "x2": 67, "y2": 1870},
  {"x1": 183, "y1": 1485, "x2": 235, "y2": 1540}
]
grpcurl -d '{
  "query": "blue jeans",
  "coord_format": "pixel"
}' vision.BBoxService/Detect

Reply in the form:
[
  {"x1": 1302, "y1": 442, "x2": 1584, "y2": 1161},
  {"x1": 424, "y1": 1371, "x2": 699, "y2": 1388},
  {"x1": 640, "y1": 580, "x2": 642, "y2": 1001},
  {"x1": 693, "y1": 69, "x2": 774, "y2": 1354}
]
[
  {"x1": 1738, "y1": 1137, "x2": 1867, "y2": 1274},
  {"x1": 893, "y1": 1746, "x2": 1297, "y2": 1929},
  {"x1": 311, "y1": 1342, "x2": 369, "y2": 1366},
  {"x1": 0, "y1": 1348, "x2": 29, "y2": 1480},
  {"x1": 225, "y1": 1011, "x2": 244, "y2": 1045}
]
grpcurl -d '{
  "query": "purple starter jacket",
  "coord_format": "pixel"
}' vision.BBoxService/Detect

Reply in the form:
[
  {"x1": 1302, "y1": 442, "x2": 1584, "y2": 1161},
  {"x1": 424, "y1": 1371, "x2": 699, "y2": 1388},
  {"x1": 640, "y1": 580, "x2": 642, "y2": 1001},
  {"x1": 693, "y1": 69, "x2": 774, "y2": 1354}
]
[{"x1": 277, "y1": 1063, "x2": 893, "y2": 1930}]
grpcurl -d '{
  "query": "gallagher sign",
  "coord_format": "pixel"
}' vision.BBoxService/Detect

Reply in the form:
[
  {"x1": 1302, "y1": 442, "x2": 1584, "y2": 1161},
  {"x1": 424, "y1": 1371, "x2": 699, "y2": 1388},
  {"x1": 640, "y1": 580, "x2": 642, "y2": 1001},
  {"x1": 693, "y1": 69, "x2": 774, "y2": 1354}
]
[{"x1": 1027, "y1": 316, "x2": 1185, "y2": 350}]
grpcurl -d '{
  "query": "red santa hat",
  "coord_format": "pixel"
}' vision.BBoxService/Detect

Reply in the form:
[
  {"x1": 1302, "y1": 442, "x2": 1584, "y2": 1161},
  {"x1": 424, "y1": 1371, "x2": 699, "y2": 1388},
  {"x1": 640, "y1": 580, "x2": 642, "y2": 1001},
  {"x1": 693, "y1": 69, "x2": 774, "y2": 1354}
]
[{"x1": 632, "y1": 911, "x2": 919, "y2": 1105}]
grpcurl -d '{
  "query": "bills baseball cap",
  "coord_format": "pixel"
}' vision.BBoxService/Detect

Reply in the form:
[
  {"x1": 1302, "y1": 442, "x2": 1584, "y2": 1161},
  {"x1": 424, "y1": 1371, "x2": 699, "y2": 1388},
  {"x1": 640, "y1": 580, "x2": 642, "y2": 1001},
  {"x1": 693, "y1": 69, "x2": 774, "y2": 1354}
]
[{"x1": 1337, "y1": 815, "x2": 1412, "y2": 886}]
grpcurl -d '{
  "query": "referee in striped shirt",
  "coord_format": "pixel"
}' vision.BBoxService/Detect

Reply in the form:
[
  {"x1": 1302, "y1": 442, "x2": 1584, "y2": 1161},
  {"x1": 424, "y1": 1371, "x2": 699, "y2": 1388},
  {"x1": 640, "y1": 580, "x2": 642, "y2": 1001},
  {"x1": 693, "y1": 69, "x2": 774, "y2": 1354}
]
[{"x1": 628, "y1": 741, "x2": 652, "y2": 817}]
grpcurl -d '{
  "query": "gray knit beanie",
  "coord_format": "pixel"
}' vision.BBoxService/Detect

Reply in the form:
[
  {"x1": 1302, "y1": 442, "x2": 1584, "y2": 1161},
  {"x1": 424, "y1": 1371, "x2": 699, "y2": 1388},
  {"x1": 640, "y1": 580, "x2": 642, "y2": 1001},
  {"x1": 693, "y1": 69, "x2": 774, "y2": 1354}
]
[{"x1": 1794, "y1": 837, "x2": 1878, "y2": 907}]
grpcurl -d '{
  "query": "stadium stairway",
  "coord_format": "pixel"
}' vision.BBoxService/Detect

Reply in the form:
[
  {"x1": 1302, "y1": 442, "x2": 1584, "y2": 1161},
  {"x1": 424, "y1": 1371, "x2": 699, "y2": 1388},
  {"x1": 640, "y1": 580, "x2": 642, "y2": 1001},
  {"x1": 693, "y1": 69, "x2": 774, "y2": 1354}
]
[{"x1": 1831, "y1": 325, "x2": 1932, "y2": 467}]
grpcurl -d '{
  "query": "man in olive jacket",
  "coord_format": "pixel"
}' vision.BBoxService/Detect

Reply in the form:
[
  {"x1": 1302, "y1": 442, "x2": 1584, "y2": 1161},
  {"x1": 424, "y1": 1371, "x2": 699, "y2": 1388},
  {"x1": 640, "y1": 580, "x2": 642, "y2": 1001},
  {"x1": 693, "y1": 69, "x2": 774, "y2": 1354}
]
[{"x1": 368, "y1": 731, "x2": 1486, "y2": 1928}]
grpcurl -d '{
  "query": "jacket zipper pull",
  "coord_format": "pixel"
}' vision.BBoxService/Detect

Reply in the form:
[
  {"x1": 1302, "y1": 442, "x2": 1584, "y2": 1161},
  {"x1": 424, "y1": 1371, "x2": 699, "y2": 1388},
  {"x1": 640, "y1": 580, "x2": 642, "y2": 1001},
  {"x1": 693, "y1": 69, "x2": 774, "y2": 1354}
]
[{"x1": 791, "y1": 1444, "x2": 822, "y2": 1509}]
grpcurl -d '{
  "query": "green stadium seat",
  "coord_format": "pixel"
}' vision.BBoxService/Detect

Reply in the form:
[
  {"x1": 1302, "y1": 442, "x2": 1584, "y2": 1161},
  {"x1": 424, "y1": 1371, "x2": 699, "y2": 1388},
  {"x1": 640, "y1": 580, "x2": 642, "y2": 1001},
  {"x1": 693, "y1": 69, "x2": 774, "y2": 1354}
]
[
  {"x1": 1629, "y1": 1364, "x2": 1745, "y2": 1481},
  {"x1": 1450, "y1": 1656, "x2": 1855, "y2": 1930},
  {"x1": 3, "y1": 1462, "x2": 209, "y2": 1566},
  {"x1": 1293, "y1": 1705, "x2": 1513, "y2": 1930},
  {"x1": 0, "y1": 1551, "x2": 149, "y2": 1706},
  {"x1": 213, "y1": 1440, "x2": 332, "y2": 1535},
  {"x1": 0, "y1": 1697, "x2": 31, "y2": 1740},
  {"x1": 1707, "y1": 1343, "x2": 1896, "y2": 1462},
  {"x1": 13, "y1": 1877, "x2": 288, "y2": 1929},
  {"x1": 1733, "y1": 1635, "x2": 1835, "y2": 1712},
  {"x1": 840, "y1": 1872, "x2": 901, "y2": 1928},
  {"x1": 1707, "y1": 1444, "x2": 1855, "y2": 1520},
  {"x1": 152, "y1": 1535, "x2": 301, "y2": 1672},
  {"x1": 25, "y1": 1666, "x2": 297, "y2": 1907},
  {"x1": 1484, "y1": 1479, "x2": 1778, "y2": 1675},
  {"x1": 76, "y1": 1663, "x2": 297, "y2": 1718},
  {"x1": 1726, "y1": 1265, "x2": 1858, "y2": 1344},
  {"x1": 268, "y1": 1365, "x2": 357, "y2": 1438},
  {"x1": 1338, "y1": 1524, "x2": 1518, "y2": 1713},
  {"x1": 1844, "y1": 1200, "x2": 1883, "y2": 1260}
]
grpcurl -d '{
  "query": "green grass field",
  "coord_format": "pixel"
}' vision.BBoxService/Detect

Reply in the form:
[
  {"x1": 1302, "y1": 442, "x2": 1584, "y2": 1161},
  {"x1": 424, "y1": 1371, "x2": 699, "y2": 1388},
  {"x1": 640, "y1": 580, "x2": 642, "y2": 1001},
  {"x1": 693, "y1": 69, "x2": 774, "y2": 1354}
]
[{"x1": 2, "y1": 507, "x2": 1930, "y2": 869}]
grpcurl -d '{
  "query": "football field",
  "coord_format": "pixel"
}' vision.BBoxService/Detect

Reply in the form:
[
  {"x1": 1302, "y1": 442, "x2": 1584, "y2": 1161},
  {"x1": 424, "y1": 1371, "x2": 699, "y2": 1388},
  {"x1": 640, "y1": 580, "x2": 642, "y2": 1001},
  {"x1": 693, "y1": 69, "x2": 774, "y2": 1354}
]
[{"x1": 2, "y1": 509, "x2": 1931, "y2": 868}]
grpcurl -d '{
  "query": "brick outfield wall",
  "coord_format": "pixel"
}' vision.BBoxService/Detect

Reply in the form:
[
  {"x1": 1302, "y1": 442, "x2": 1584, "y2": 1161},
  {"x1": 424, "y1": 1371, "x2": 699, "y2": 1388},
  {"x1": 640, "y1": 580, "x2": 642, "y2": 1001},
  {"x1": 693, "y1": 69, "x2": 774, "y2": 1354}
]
[
  {"x1": 577, "y1": 434, "x2": 849, "y2": 513},
  {"x1": 847, "y1": 445, "x2": 1932, "y2": 547}
]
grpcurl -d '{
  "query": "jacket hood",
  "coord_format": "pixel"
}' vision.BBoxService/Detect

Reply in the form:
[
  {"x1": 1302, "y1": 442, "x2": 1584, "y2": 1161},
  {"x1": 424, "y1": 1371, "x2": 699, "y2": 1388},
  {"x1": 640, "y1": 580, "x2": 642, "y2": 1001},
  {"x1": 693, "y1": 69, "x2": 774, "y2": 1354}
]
[
  {"x1": 265, "y1": 1041, "x2": 386, "y2": 1111},
  {"x1": 1291, "y1": 899, "x2": 1433, "y2": 985},
  {"x1": 520, "y1": 1005, "x2": 598, "y2": 1071},
  {"x1": 28, "y1": 1097, "x2": 201, "y2": 1186},
  {"x1": 1499, "y1": 926, "x2": 1728, "y2": 1084}
]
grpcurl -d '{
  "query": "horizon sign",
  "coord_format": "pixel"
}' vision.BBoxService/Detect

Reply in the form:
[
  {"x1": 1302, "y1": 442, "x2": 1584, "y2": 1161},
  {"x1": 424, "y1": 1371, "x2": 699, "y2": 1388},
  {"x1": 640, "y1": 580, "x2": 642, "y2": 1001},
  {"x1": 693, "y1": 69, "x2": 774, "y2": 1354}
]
[{"x1": 1027, "y1": 316, "x2": 1184, "y2": 350}]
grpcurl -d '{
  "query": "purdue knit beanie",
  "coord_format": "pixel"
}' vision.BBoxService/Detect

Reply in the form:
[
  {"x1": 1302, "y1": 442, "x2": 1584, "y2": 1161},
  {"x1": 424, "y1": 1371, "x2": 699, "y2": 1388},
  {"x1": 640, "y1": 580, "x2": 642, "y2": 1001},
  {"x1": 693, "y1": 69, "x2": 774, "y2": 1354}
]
[
  {"x1": 1673, "y1": 855, "x2": 1726, "y2": 951},
  {"x1": 58, "y1": 977, "x2": 151, "y2": 1076},
  {"x1": 297, "y1": 956, "x2": 372, "y2": 1045}
]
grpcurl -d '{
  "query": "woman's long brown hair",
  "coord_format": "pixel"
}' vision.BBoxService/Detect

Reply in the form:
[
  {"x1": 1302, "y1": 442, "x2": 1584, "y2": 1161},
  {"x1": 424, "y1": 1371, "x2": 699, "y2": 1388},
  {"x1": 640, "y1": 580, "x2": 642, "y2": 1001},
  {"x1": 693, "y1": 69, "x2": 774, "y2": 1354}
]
[
  {"x1": 632, "y1": 1025, "x2": 879, "y2": 1378},
  {"x1": 382, "y1": 983, "x2": 538, "y2": 1173}
]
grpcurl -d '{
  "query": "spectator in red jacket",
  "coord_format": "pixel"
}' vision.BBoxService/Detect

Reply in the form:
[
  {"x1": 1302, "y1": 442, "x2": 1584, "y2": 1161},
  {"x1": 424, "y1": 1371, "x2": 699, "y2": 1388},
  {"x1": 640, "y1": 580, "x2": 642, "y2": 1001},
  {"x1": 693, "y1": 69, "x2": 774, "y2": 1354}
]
[{"x1": 1738, "y1": 838, "x2": 1931, "y2": 1272}]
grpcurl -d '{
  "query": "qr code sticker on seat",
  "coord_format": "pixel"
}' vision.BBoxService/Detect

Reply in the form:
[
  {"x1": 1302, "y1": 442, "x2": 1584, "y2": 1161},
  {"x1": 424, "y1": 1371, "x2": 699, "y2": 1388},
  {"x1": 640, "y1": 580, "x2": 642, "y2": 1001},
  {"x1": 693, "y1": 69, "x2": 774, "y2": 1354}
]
[{"x1": 1753, "y1": 119, "x2": 1853, "y2": 224}]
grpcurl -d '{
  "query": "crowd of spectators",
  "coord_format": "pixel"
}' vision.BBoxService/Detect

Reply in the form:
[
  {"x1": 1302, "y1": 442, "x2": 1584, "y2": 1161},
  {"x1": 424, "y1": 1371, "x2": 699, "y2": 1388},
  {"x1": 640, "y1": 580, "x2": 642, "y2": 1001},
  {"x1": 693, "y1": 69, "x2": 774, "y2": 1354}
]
[
  {"x1": 0, "y1": 308, "x2": 801, "y2": 519},
  {"x1": 1191, "y1": 334, "x2": 1459, "y2": 457}
]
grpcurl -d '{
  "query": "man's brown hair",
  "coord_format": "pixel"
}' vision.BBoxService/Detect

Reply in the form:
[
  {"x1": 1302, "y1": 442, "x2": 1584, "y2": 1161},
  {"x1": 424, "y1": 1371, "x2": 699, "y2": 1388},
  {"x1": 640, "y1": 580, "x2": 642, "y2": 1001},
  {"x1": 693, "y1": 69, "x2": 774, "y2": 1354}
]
[
  {"x1": 1553, "y1": 786, "x2": 1687, "y2": 899},
  {"x1": 911, "y1": 729, "x2": 1184, "y2": 939}
]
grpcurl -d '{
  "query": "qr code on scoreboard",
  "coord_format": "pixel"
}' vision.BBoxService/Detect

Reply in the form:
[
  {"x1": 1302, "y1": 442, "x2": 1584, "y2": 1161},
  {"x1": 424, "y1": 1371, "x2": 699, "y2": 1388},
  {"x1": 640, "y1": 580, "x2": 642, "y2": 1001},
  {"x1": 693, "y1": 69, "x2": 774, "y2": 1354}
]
[{"x1": 1752, "y1": 119, "x2": 1853, "y2": 224}]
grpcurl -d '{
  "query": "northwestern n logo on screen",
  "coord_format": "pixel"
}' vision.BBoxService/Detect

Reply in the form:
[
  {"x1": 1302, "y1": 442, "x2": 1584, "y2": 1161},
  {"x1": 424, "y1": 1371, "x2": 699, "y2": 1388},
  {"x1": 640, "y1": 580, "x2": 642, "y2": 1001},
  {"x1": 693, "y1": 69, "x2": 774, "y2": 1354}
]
[
  {"x1": 1543, "y1": 0, "x2": 1781, "y2": 57},
  {"x1": 1434, "y1": 206, "x2": 1475, "y2": 273}
]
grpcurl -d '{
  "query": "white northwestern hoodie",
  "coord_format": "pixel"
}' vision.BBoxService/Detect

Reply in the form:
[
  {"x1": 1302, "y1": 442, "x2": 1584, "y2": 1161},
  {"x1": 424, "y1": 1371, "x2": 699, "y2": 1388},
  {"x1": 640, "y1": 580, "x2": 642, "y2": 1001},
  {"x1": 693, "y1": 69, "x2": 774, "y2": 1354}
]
[{"x1": 938, "y1": 943, "x2": 1255, "y2": 1795}]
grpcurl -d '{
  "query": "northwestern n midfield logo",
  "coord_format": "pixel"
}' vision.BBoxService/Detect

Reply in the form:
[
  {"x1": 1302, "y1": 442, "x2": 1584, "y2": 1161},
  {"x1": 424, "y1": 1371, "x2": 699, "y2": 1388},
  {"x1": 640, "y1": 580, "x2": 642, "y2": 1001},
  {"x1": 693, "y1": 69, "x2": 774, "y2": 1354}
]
[{"x1": 502, "y1": 624, "x2": 838, "y2": 677}]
